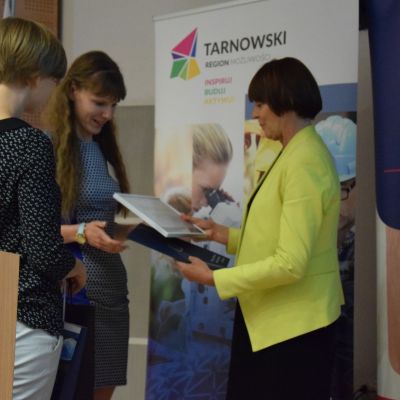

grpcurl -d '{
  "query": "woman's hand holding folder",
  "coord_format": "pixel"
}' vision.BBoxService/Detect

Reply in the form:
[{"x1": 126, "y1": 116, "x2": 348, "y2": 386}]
[
  {"x1": 176, "y1": 256, "x2": 215, "y2": 286},
  {"x1": 180, "y1": 214, "x2": 229, "y2": 245}
]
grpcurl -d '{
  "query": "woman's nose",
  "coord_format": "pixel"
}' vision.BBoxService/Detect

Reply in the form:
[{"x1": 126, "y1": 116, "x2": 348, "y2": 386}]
[{"x1": 103, "y1": 106, "x2": 113, "y2": 120}]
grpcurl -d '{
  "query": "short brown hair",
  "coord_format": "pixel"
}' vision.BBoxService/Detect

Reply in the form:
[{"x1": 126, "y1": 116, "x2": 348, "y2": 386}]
[
  {"x1": 0, "y1": 17, "x2": 66, "y2": 84},
  {"x1": 248, "y1": 57, "x2": 322, "y2": 119}
]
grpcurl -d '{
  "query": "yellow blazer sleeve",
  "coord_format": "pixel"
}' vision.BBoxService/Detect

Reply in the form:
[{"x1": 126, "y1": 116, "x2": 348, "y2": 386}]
[
  {"x1": 214, "y1": 157, "x2": 337, "y2": 300},
  {"x1": 226, "y1": 227, "x2": 240, "y2": 254}
]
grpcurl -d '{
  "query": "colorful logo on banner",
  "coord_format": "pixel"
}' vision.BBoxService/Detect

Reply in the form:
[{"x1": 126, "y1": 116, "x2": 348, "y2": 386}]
[{"x1": 170, "y1": 29, "x2": 201, "y2": 80}]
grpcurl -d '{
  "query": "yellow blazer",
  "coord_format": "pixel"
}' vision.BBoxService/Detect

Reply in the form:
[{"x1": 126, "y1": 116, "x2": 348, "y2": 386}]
[{"x1": 214, "y1": 125, "x2": 344, "y2": 352}]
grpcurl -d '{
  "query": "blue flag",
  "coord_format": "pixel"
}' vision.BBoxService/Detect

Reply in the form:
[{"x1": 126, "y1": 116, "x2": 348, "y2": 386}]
[{"x1": 368, "y1": 0, "x2": 400, "y2": 228}]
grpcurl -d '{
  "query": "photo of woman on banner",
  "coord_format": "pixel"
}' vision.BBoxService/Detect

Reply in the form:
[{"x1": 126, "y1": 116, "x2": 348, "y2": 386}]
[
  {"x1": 177, "y1": 57, "x2": 344, "y2": 400},
  {"x1": 146, "y1": 123, "x2": 242, "y2": 398},
  {"x1": 152, "y1": 123, "x2": 241, "y2": 346},
  {"x1": 161, "y1": 123, "x2": 238, "y2": 221},
  {"x1": 316, "y1": 114, "x2": 357, "y2": 400}
]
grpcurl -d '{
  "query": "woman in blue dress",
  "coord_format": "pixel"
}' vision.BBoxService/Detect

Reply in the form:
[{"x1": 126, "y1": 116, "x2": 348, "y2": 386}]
[{"x1": 46, "y1": 51, "x2": 133, "y2": 400}]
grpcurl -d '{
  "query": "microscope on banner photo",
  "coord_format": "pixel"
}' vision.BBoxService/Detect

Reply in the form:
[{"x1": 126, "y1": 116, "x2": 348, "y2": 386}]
[{"x1": 196, "y1": 187, "x2": 241, "y2": 229}]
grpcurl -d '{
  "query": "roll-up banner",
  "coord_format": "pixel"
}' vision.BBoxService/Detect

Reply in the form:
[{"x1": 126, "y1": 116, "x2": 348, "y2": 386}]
[
  {"x1": 368, "y1": 1, "x2": 400, "y2": 399},
  {"x1": 150, "y1": 1, "x2": 358, "y2": 398}
]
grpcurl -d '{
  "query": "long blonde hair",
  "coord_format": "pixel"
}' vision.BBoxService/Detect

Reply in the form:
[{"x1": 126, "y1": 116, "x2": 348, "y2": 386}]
[
  {"x1": 45, "y1": 51, "x2": 129, "y2": 218},
  {"x1": 192, "y1": 123, "x2": 233, "y2": 169}
]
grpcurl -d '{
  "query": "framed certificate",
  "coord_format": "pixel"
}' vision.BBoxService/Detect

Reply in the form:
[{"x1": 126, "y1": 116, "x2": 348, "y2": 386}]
[{"x1": 113, "y1": 193, "x2": 205, "y2": 238}]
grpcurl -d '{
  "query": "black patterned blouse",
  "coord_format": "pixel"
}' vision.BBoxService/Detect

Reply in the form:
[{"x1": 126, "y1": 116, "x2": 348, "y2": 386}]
[{"x1": 0, "y1": 118, "x2": 75, "y2": 336}]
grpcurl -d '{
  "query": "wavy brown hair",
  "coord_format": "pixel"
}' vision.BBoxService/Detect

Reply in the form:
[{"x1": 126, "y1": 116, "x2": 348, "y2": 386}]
[{"x1": 45, "y1": 51, "x2": 130, "y2": 218}]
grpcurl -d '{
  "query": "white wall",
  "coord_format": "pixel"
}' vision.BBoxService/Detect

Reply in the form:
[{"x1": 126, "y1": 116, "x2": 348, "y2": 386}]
[{"x1": 62, "y1": 0, "x2": 232, "y2": 105}]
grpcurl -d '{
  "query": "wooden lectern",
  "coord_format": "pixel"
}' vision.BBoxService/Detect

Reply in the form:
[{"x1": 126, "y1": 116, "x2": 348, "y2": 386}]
[{"x1": 0, "y1": 251, "x2": 20, "y2": 399}]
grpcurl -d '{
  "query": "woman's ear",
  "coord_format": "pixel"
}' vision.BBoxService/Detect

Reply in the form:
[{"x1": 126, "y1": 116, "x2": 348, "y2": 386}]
[{"x1": 26, "y1": 75, "x2": 40, "y2": 88}]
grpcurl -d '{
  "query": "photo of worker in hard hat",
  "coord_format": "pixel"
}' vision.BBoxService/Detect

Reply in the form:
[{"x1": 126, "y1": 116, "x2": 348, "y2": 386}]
[{"x1": 316, "y1": 114, "x2": 357, "y2": 400}]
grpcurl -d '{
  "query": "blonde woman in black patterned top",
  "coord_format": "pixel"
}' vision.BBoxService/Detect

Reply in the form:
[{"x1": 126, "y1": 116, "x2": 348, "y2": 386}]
[{"x1": 0, "y1": 18, "x2": 87, "y2": 399}]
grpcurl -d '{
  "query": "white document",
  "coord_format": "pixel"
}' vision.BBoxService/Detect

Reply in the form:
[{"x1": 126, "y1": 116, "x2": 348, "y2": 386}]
[{"x1": 113, "y1": 193, "x2": 205, "y2": 238}]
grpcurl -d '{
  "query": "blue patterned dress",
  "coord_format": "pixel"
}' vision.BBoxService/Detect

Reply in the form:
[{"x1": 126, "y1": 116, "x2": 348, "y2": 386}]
[{"x1": 76, "y1": 138, "x2": 129, "y2": 388}]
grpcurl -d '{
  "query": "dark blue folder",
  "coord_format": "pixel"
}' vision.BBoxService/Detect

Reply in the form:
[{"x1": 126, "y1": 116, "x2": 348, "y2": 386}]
[{"x1": 128, "y1": 223, "x2": 229, "y2": 270}]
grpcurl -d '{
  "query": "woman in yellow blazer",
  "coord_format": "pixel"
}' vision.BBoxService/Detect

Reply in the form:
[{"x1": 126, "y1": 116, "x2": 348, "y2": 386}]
[{"x1": 177, "y1": 57, "x2": 343, "y2": 400}]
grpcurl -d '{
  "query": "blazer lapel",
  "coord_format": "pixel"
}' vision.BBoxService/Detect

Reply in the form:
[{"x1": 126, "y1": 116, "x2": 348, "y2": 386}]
[
  {"x1": 236, "y1": 149, "x2": 282, "y2": 253},
  {"x1": 246, "y1": 149, "x2": 282, "y2": 213},
  {"x1": 235, "y1": 126, "x2": 315, "y2": 256}
]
